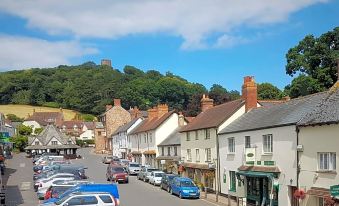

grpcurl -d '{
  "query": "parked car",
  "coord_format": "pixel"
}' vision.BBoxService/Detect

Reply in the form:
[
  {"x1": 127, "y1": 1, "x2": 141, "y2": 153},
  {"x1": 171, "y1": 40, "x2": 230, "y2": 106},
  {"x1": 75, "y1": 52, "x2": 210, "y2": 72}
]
[
  {"x1": 148, "y1": 171, "x2": 165, "y2": 186},
  {"x1": 160, "y1": 174, "x2": 178, "y2": 192},
  {"x1": 127, "y1": 162, "x2": 140, "y2": 175},
  {"x1": 34, "y1": 173, "x2": 77, "y2": 191},
  {"x1": 102, "y1": 156, "x2": 113, "y2": 164},
  {"x1": 43, "y1": 184, "x2": 120, "y2": 206},
  {"x1": 46, "y1": 180, "x2": 93, "y2": 200},
  {"x1": 40, "y1": 191, "x2": 117, "y2": 206},
  {"x1": 109, "y1": 158, "x2": 121, "y2": 166},
  {"x1": 169, "y1": 177, "x2": 200, "y2": 199},
  {"x1": 119, "y1": 159, "x2": 130, "y2": 166},
  {"x1": 36, "y1": 176, "x2": 77, "y2": 198},
  {"x1": 137, "y1": 167, "x2": 159, "y2": 182},
  {"x1": 106, "y1": 165, "x2": 129, "y2": 183}
]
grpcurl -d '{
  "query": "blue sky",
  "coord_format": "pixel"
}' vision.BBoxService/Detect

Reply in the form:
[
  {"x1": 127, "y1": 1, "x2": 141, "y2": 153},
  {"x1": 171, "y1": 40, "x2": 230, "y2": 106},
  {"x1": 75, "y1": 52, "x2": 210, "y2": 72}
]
[{"x1": 0, "y1": 0, "x2": 338, "y2": 91}]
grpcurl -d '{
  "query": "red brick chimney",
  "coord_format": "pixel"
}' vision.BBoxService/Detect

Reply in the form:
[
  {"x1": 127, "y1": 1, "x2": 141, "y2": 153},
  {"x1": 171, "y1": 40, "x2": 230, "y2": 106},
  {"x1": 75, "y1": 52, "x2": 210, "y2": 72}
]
[
  {"x1": 201, "y1": 94, "x2": 214, "y2": 112},
  {"x1": 113, "y1": 99, "x2": 121, "y2": 107},
  {"x1": 130, "y1": 106, "x2": 141, "y2": 119},
  {"x1": 105, "y1": 105, "x2": 113, "y2": 111},
  {"x1": 242, "y1": 76, "x2": 257, "y2": 112},
  {"x1": 157, "y1": 104, "x2": 169, "y2": 118},
  {"x1": 147, "y1": 107, "x2": 158, "y2": 119}
]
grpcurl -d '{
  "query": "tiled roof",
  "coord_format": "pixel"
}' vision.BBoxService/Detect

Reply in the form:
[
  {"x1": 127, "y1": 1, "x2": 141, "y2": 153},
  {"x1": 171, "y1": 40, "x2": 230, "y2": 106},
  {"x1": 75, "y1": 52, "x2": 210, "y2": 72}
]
[
  {"x1": 180, "y1": 99, "x2": 244, "y2": 132},
  {"x1": 130, "y1": 111, "x2": 175, "y2": 134},
  {"x1": 158, "y1": 129, "x2": 180, "y2": 146},
  {"x1": 26, "y1": 112, "x2": 64, "y2": 126},
  {"x1": 112, "y1": 118, "x2": 140, "y2": 136},
  {"x1": 219, "y1": 92, "x2": 328, "y2": 134},
  {"x1": 258, "y1": 100, "x2": 285, "y2": 107},
  {"x1": 298, "y1": 87, "x2": 339, "y2": 126},
  {"x1": 83, "y1": 122, "x2": 95, "y2": 130},
  {"x1": 61, "y1": 120, "x2": 83, "y2": 129}
]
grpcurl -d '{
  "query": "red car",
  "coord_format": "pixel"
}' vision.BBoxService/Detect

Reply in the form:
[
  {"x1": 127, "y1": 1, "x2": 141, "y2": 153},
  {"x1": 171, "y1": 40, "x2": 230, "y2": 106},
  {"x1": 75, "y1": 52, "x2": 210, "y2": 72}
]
[{"x1": 106, "y1": 165, "x2": 129, "y2": 183}]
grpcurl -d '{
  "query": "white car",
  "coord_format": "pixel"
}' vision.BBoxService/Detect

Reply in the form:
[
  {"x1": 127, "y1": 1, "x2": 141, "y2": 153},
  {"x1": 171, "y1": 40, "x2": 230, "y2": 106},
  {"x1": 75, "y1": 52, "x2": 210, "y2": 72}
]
[
  {"x1": 37, "y1": 177, "x2": 76, "y2": 199},
  {"x1": 40, "y1": 192, "x2": 117, "y2": 206},
  {"x1": 148, "y1": 171, "x2": 165, "y2": 186},
  {"x1": 34, "y1": 173, "x2": 76, "y2": 191}
]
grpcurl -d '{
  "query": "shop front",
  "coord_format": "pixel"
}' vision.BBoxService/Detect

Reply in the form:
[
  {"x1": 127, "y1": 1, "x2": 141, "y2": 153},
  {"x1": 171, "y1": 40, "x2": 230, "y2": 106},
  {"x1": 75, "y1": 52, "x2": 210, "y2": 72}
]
[
  {"x1": 237, "y1": 169, "x2": 280, "y2": 206},
  {"x1": 156, "y1": 156, "x2": 180, "y2": 174},
  {"x1": 181, "y1": 162, "x2": 215, "y2": 190},
  {"x1": 130, "y1": 151, "x2": 142, "y2": 164}
]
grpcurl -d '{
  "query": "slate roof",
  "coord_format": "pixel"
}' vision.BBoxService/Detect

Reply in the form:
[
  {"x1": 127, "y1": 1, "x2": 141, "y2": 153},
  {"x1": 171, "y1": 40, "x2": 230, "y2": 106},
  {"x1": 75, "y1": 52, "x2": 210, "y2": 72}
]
[
  {"x1": 95, "y1": 122, "x2": 104, "y2": 129},
  {"x1": 112, "y1": 118, "x2": 140, "y2": 136},
  {"x1": 158, "y1": 129, "x2": 180, "y2": 146},
  {"x1": 130, "y1": 111, "x2": 175, "y2": 134},
  {"x1": 180, "y1": 99, "x2": 245, "y2": 132},
  {"x1": 298, "y1": 86, "x2": 339, "y2": 126},
  {"x1": 219, "y1": 91, "x2": 328, "y2": 134}
]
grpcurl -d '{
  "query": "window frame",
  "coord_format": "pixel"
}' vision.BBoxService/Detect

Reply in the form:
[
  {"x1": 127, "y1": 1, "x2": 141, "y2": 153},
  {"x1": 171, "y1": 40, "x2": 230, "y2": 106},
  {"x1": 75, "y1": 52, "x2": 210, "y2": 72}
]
[
  {"x1": 318, "y1": 152, "x2": 336, "y2": 171},
  {"x1": 167, "y1": 147, "x2": 171, "y2": 156},
  {"x1": 205, "y1": 148, "x2": 211, "y2": 162},
  {"x1": 228, "y1": 137, "x2": 235, "y2": 154},
  {"x1": 262, "y1": 134, "x2": 273, "y2": 154},
  {"x1": 196, "y1": 149, "x2": 200, "y2": 162},
  {"x1": 205, "y1": 129, "x2": 211, "y2": 139},
  {"x1": 245, "y1": 136, "x2": 251, "y2": 149},
  {"x1": 161, "y1": 147, "x2": 164, "y2": 156},
  {"x1": 195, "y1": 130, "x2": 199, "y2": 140},
  {"x1": 186, "y1": 132, "x2": 191, "y2": 141},
  {"x1": 187, "y1": 149, "x2": 192, "y2": 161},
  {"x1": 174, "y1": 146, "x2": 177, "y2": 156},
  {"x1": 229, "y1": 171, "x2": 236, "y2": 192}
]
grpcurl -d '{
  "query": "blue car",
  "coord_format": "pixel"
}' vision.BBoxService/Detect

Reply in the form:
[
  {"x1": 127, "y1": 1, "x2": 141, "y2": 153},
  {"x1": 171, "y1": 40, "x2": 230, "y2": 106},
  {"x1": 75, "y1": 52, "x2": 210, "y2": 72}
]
[
  {"x1": 169, "y1": 177, "x2": 200, "y2": 199},
  {"x1": 42, "y1": 184, "x2": 120, "y2": 205}
]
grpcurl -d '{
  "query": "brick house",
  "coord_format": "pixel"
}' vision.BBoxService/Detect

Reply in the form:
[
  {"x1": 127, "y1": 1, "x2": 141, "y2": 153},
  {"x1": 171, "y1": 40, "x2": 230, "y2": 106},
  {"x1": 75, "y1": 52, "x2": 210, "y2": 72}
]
[
  {"x1": 98, "y1": 99, "x2": 131, "y2": 152},
  {"x1": 94, "y1": 122, "x2": 106, "y2": 153}
]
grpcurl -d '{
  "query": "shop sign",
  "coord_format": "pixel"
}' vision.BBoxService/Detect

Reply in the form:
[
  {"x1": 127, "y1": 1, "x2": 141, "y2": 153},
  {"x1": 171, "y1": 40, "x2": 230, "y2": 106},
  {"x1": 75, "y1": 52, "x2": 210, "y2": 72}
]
[
  {"x1": 160, "y1": 160, "x2": 166, "y2": 165},
  {"x1": 330, "y1": 185, "x2": 339, "y2": 198},
  {"x1": 245, "y1": 148, "x2": 256, "y2": 162}
]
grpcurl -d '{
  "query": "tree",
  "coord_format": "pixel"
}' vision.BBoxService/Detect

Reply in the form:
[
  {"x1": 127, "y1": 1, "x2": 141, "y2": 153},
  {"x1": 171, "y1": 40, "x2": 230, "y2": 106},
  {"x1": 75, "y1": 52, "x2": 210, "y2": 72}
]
[
  {"x1": 6, "y1": 114, "x2": 24, "y2": 122},
  {"x1": 284, "y1": 75, "x2": 324, "y2": 98},
  {"x1": 34, "y1": 128, "x2": 43, "y2": 135},
  {"x1": 257, "y1": 83, "x2": 283, "y2": 100},
  {"x1": 12, "y1": 135, "x2": 28, "y2": 152},
  {"x1": 209, "y1": 84, "x2": 231, "y2": 105},
  {"x1": 81, "y1": 114, "x2": 96, "y2": 122},
  {"x1": 285, "y1": 27, "x2": 339, "y2": 97},
  {"x1": 17, "y1": 124, "x2": 33, "y2": 136}
]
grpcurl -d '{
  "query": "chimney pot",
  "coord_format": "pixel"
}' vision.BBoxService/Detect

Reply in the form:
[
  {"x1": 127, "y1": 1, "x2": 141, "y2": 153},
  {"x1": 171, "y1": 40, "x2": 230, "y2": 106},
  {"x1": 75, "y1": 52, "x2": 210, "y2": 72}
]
[
  {"x1": 242, "y1": 76, "x2": 257, "y2": 112},
  {"x1": 113, "y1": 99, "x2": 121, "y2": 107},
  {"x1": 201, "y1": 94, "x2": 214, "y2": 112}
]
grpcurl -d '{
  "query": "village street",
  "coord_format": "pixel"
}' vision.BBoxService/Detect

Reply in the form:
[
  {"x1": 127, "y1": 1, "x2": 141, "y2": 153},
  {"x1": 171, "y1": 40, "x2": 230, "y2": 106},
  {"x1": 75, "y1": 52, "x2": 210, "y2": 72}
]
[{"x1": 4, "y1": 148, "x2": 216, "y2": 206}]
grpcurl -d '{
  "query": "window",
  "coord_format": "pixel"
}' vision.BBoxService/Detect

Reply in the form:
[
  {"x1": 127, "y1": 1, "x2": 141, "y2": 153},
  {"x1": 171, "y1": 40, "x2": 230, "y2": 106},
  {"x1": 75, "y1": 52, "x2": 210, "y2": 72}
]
[
  {"x1": 228, "y1": 137, "x2": 235, "y2": 153},
  {"x1": 318, "y1": 152, "x2": 336, "y2": 171},
  {"x1": 187, "y1": 149, "x2": 192, "y2": 161},
  {"x1": 205, "y1": 129, "x2": 211, "y2": 139},
  {"x1": 196, "y1": 149, "x2": 200, "y2": 162},
  {"x1": 205, "y1": 148, "x2": 211, "y2": 162},
  {"x1": 51, "y1": 141, "x2": 58, "y2": 145},
  {"x1": 67, "y1": 196, "x2": 98, "y2": 205},
  {"x1": 161, "y1": 147, "x2": 164, "y2": 156},
  {"x1": 99, "y1": 195, "x2": 113, "y2": 203},
  {"x1": 263, "y1": 134, "x2": 273, "y2": 153},
  {"x1": 195, "y1": 131, "x2": 199, "y2": 140},
  {"x1": 167, "y1": 147, "x2": 171, "y2": 156},
  {"x1": 149, "y1": 133, "x2": 152, "y2": 143},
  {"x1": 229, "y1": 171, "x2": 236, "y2": 192},
  {"x1": 35, "y1": 141, "x2": 39, "y2": 145},
  {"x1": 144, "y1": 134, "x2": 147, "y2": 143},
  {"x1": 98, "y1": 131, "x2": 102, "y2": 136},
  {"x1": 186, "y1": 132, "x2": 190, "y2": 141},
  {"x1": 174, "y1": 147, "x2": 178, "y2": 156},
  {"x1": 319, "y1": 197, "x2": 324, "y2": 206},
  {"x1": 245, "y1": 136, "x2": 251, "y2": 148}
]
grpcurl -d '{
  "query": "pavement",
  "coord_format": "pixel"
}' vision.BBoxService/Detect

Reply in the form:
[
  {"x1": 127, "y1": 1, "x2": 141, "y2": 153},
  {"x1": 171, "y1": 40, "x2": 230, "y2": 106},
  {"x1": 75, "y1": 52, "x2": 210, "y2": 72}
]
[{"x1": 3, "y1": 148, "x2": 234, "y2": 206}]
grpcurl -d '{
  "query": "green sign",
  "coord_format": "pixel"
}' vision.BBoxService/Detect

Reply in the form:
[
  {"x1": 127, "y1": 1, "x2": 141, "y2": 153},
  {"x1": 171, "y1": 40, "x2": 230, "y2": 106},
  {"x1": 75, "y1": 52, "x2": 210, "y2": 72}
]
[{"x1": 330, "y1": 185, "x2": 339, "y2": 198}]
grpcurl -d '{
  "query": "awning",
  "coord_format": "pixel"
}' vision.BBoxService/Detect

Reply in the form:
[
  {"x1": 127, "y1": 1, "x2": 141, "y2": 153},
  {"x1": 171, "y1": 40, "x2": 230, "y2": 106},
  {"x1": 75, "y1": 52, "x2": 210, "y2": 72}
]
[
  {"x1": 155, "y1": 156, "x2": 180, "y2": 161},
  {"x1": 182, "y1": 162, "x2": 214, "y2": 170},
  {"x1": 307, "y1": 187, "x2": 331, "y2": 198},
  {"x1": 143, "y1": 150, "x2": 156, "y2": 155},
  {"x1": 236, "y1": 171, "x2": 275, "y2": 179}
]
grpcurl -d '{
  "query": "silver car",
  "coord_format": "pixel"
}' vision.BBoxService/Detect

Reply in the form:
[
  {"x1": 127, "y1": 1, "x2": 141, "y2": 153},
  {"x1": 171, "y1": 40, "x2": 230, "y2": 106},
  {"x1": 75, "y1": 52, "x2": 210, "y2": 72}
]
[{"x1": 127, "y1": 162, "x2": 141, "y2": 175}]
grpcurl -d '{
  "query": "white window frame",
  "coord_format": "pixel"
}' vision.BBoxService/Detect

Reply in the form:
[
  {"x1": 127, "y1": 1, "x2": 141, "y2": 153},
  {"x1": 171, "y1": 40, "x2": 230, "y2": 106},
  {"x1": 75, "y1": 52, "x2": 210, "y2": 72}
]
[
  {"x1": 195, "y1": 131, "x2": 199, "y2": 140},
  {"x1": 186, "y1": 132, "x2": 190, "y2": 141},
  {"x1": 205, "y1": 148, "x2": 211, "y2": 162},
  {"x1": 245, "y1": 136, "x2": 251, "y2": 149},
  {"x1": 187, "y1": 149, "x2": 192, "y2": 161},
  {"x1": 263, "y1": 134, "x2": 273, "y2": 154},
  {"x1": 196, "y1": 149, "x2": 200, "y2": 162},
  {"x1": 205, "y1": 129, "x2": 211, "y2": 139},
  {"x1": 318, "y1": 152, "x2": 336, "y2": 171},
  {"x1": 228, "y1": 137, "x2": 235, "y2": 154}
]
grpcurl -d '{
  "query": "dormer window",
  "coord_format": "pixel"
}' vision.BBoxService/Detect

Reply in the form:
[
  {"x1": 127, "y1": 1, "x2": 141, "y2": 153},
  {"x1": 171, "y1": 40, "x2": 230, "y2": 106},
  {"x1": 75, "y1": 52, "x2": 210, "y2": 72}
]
[
  {"x1": 35, "y1": 141, "x2": 39, "y2": 145},
  {"x1": 62, "y1": 125, "x2": 66, "y2": 130}
]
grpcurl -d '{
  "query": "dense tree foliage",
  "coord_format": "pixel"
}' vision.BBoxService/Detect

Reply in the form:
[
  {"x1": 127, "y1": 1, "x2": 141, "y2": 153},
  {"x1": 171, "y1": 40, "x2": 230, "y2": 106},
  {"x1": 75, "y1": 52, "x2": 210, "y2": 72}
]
[
  {"x1": 0, "y1": 63, "x2": 241, "y2": 115},
  {"x1": 257, "y1": 83, "x2": 283, "y2": 100},
  {"x1": 17, "y1": 124, "x2": 33, "y2": 136},
  {"x1": 285, "y1": 27, "x2": 339, "y2": 98},
  {"x1": 6, "y1": 114, "x2": 24, "y2": 122}
]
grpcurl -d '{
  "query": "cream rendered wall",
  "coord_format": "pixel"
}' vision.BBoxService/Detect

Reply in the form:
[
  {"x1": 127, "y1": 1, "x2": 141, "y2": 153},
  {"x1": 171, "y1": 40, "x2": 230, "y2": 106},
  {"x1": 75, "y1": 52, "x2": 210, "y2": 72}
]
[
  {"x1": 155, "y1": 113, "x2": 179, "y2": 156},
  {"x1": 47, "y1": 137, "x2": 62, "y2": 145},
  {"x1": 299, "y1": 124, "x2": 339, "y2": 206},
  {"x1": 31, "y1": 137, "x2": 43, "y2": 146},
  {"x1": 79, "y1": 130, "x2": 94, "y2": 140},
  {"x1": 219, "y1": 125, "x2": 297, "y2": 206}
]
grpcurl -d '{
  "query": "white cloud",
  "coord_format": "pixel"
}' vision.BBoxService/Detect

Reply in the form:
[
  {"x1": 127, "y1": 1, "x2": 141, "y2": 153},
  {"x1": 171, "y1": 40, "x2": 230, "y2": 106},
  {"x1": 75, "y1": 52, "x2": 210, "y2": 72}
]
[
  {"x1": 0, "y1": 0, "x2": 328, "y2": 49},
  {"x1": 214, "y1": 35, "x2": 250, "y2": 48},
  {"x1": 0, "y1": 35, "x2": 97, "y2": 71}
]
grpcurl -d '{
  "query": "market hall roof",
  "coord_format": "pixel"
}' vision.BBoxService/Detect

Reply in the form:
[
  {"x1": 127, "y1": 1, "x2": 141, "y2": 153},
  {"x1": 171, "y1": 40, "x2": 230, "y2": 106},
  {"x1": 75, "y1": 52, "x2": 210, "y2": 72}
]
[
  {"x1": 180, "y1": 99, "x2": 245, "y2": 132},
  {"x1": 219, "y1": 91, "x2": 328, "y2": 134}
]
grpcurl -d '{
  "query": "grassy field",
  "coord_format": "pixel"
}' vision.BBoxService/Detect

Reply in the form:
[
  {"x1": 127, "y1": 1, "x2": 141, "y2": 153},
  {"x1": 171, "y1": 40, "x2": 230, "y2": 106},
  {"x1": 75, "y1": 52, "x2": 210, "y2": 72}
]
[{"x1": 0, "y1": 104, "x2": 79, "y2": 120}]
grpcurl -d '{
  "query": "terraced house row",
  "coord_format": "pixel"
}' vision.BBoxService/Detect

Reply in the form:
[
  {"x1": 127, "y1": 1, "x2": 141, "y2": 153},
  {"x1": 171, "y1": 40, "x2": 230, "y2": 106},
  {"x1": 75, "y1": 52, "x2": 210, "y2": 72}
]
[{"x1": 100, "y1": 64, "x2": 339, "y2": 206}]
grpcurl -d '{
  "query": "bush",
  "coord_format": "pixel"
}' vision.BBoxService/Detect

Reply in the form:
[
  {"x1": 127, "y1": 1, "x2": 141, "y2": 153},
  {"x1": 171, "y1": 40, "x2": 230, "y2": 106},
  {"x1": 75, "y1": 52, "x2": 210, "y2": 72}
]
[
  {"x1": 11, "y1": 135, "x2": 28, "y2": 152},
  {"x1": 76, "y1": 139, "x2": 95, "y2": 147},
  {"x1": 6, "y1": 114, "x2": 24, "y2": 122}
]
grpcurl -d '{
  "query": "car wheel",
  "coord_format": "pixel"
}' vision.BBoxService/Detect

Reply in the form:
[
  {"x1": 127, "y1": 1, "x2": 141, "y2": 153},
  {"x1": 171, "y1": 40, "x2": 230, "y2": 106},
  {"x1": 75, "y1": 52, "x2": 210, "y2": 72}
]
[{"x1": 179, "y1": 192, "x2": 183, "y2": 199}]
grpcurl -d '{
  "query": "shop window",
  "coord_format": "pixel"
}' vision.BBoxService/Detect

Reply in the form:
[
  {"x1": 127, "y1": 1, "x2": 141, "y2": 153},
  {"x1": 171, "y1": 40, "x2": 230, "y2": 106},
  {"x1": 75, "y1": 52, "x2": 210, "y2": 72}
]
[{"x1": 229, "y1": 171, "x2": 236, "y2": 192}]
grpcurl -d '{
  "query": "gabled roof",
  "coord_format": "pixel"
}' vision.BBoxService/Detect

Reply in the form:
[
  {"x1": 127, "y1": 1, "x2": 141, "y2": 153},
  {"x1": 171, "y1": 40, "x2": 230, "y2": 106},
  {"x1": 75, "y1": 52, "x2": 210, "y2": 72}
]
[
  {"x1": 83, "y1": 122, "x2": 95, "y2": 130},
  {"x1": 112, "y1": 118, "x2": 141, "y2": 136},
  {"x1": 158, "y1": 129, "x2": 180, "y2": 146},
  {"x1": 219, "y1": 91, "x2": 328, "y2": 134},
  {"x1": 298, "y1": 86, "x2": 339, "y2": 126},
  {"x1": 180, "y1": 99, "x2": 245, "y2": 132},
  {"x1": 30, "y1": 124, "x2": 75, "y2": 146},
  {"x1": 26, "y1": 112, "x2": 64, "y2": 126},
  {"x1": 61, "y1": 120, "x2": 83, "y2": 129},
  {"x1": 130, "y1": 111, "x2": 175, "y2": 134}
]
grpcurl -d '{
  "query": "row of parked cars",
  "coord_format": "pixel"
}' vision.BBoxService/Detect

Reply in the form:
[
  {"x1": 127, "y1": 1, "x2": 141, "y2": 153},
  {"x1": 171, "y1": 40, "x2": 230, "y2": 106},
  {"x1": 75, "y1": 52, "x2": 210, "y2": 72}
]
[
  {"x1": 31, "y1": 153, "x2": 120, "y2": 206},
  {"x1": 137, "y1": 165, "x2": 201, "y2": 199}
]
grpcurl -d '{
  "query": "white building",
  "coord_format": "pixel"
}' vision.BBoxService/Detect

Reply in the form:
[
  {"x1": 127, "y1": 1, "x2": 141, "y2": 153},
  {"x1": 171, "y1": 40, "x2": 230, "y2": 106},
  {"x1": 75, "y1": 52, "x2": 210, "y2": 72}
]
[
  {"x1": 22, "y1": 120, "x2": 42, "y2": 135},
  {"x1": 112, "y1": 117, "x2": 143, "y2": 159},
  {"x1": 128, "y1": 104, "x2": 180, "y2": 168},
  {"x1": 218, "y1": 91, "x2": 327, "y2": 206}
]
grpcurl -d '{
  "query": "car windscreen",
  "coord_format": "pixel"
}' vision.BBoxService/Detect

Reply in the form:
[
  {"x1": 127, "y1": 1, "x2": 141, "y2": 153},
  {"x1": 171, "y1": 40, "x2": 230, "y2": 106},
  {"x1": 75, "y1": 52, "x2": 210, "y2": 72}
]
[
  {"x1": 180, "y1": 180, "x2": 195, "y2": 187},
  {"x1": 111, "y1": 167, "x2": 125, "y2": 173},
  {"x1": 147, "y1": 169, "x2": 158, "y2": 172},
  {"x1": 52, "y1": 186, "x2": 71, "y2": 196},
  {"x1": 129, "y1": 164, "x2": 140, "y2": 167},
  {"x1": 168, "y1": 175, "x2": 177, "y2": 180},
  {"x1": 155, "y1": 173, "x2": 163, "y2": 177}
]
